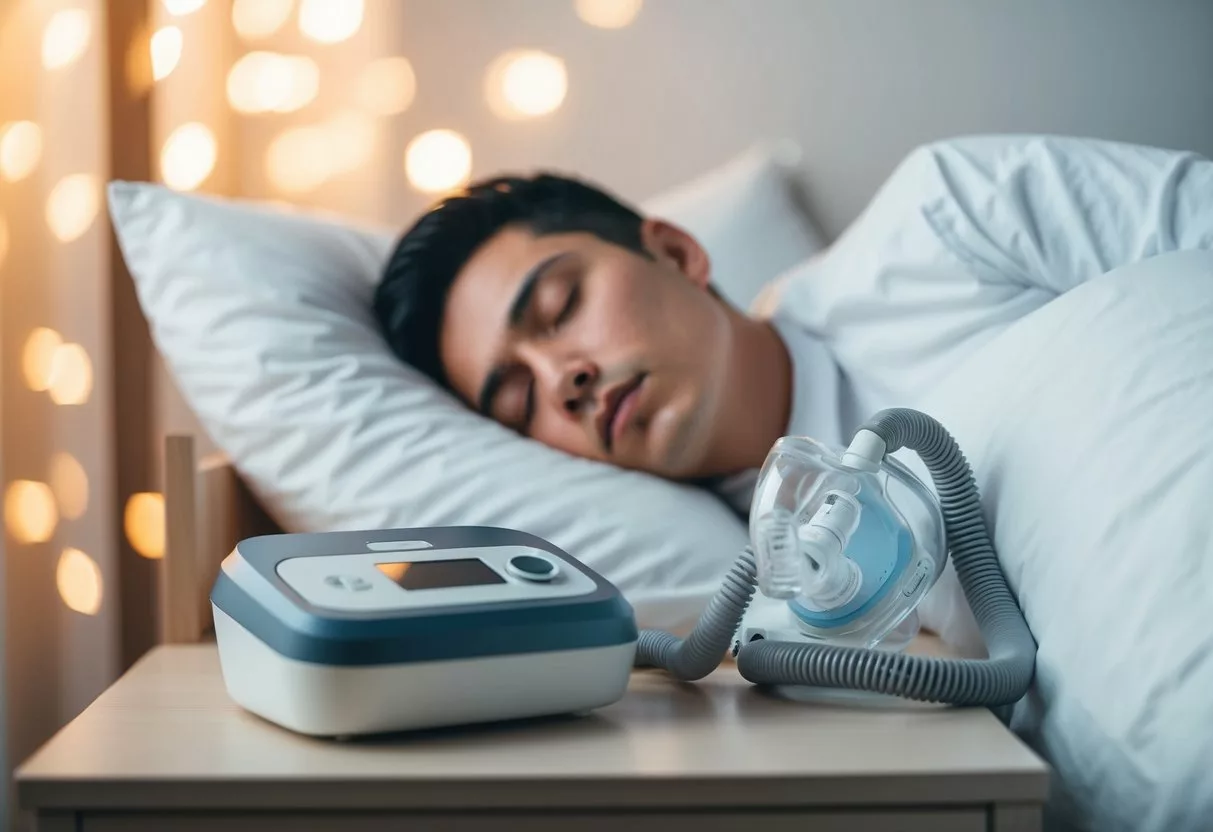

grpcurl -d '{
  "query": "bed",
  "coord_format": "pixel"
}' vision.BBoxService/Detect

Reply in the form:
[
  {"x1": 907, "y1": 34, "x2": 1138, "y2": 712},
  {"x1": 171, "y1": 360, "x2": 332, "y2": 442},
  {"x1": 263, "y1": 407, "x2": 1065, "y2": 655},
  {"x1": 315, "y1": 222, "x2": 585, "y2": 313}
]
[{"x1": 114, "y1": 135, "x2": 1213, "y2": 832}]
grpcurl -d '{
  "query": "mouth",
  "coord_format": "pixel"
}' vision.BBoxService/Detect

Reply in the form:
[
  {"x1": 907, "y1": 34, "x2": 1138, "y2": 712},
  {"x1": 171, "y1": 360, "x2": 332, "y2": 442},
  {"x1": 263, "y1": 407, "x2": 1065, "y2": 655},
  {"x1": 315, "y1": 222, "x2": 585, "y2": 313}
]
[{"x1": 598, "y1": 373, "x2": 647, "y2": 453}]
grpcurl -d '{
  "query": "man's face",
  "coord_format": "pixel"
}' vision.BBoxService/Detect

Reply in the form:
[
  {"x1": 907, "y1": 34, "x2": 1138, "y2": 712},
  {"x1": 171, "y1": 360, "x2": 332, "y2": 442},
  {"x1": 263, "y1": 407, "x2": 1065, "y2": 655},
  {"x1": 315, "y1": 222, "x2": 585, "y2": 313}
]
[{"x1": 439, "y1": 220, "x2": 736, "y2": 479}]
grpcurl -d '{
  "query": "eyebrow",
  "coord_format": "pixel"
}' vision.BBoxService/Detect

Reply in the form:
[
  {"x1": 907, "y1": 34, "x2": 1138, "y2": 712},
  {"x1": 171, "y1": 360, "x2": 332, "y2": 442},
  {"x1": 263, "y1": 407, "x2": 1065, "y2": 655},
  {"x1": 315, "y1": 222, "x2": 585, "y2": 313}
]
[{"x1": 477, "y1": 251, "x2": 570, "y2": 416}]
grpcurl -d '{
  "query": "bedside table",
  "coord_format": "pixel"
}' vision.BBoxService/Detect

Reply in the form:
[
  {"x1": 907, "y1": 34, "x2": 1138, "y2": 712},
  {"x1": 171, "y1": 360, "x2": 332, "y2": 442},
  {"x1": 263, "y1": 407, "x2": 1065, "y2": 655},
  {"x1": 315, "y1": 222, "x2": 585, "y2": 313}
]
[{"x1": 16, "y1": 641, "x2": 1048, "y2": 831}]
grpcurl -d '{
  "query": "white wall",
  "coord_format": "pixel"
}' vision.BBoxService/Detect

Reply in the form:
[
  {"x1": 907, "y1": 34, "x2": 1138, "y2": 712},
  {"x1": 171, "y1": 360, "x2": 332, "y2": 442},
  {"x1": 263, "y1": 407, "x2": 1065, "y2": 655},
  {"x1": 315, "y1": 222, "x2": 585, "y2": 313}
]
[{"x1": 343, "y1": 0, "x2": 1213, "y2": 239}]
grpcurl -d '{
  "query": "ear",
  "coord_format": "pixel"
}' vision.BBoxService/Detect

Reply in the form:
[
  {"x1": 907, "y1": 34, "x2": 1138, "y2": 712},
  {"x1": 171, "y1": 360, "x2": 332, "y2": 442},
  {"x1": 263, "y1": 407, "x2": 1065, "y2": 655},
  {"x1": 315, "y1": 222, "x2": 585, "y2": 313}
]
[{"x1": 639, "y1": 218, "x2": 712, "y2": 290}]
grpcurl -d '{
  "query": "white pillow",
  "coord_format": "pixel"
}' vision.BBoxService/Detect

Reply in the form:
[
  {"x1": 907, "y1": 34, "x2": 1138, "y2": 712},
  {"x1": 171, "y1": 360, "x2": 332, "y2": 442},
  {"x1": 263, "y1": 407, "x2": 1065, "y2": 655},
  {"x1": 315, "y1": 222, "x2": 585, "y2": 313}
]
[
  {"x1": 917, "y1": 251, "x2": 1213, "y2": 832},
  {"x1": 642, "y1": 141, "x2": 824, "y2": 310},
  {"x1": 107, "y1": 150, "x2": 821, "y2": 633}
]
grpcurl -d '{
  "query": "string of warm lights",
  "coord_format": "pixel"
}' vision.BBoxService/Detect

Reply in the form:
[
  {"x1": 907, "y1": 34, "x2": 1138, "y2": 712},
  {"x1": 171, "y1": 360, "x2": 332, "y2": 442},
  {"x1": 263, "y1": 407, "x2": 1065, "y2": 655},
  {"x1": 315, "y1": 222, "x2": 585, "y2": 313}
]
[
  {"x1": 154, "y1": 0, "x2": 642, "y2": 197},
  {"x1": 1, "y1": 1, "x2": 106, "y2": 617}
]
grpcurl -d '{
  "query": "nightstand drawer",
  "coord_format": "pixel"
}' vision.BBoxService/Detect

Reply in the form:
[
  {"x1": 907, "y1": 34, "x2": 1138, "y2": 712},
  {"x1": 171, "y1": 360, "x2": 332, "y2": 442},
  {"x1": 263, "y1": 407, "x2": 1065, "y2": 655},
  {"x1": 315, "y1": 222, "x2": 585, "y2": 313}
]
[{"x1": 82, "y1": 809, "x2": 991, "y2": 832}]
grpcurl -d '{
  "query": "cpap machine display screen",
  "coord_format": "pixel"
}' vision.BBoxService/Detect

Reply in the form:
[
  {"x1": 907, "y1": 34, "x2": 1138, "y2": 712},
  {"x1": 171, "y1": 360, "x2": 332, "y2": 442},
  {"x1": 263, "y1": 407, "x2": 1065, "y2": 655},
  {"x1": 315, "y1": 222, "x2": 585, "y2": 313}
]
[{"x1": 376, "y1": 559, "x2": 507, "y2": 591}]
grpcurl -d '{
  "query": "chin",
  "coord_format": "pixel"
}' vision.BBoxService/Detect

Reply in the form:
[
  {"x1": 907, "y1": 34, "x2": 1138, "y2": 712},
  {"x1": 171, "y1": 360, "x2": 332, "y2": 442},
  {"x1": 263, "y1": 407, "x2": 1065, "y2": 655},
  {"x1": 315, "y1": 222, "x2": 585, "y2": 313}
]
[{"x1": 644, "y1": 394, "x2": 709, "y2": 479}]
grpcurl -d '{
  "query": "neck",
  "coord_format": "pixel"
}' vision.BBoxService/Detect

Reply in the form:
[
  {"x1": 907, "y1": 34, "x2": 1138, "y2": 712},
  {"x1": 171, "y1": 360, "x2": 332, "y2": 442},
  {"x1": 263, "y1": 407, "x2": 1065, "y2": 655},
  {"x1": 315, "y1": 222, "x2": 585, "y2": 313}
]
[{"x1": 703, "y1": 314, "x2": 792, "y2": 476}]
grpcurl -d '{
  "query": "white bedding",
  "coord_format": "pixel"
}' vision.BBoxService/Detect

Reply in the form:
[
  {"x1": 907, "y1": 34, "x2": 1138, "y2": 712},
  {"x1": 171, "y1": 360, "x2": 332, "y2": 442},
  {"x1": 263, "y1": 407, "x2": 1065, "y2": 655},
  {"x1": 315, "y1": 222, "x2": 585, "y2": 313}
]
[
  {"x1": 924, "y1": 250, "x2": 1213, "y2": 832},
  {"x1": 774, "y1": 134, "x2": 1213, "y2": 425},
  {"x1": 770, "y1": 135, "x2": 1213, "y2": 832}
]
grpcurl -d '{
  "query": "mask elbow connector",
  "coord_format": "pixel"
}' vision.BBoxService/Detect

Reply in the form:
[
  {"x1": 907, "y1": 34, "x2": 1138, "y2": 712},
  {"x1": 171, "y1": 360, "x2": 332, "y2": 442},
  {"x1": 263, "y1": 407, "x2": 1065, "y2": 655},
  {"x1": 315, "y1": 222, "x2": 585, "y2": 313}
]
[
  {"x1": 797, "y1": 493, "x2": 863, "y2": 609},
  {"x1": 840, "y1": 429, "x2": 886, "y2": 472}
]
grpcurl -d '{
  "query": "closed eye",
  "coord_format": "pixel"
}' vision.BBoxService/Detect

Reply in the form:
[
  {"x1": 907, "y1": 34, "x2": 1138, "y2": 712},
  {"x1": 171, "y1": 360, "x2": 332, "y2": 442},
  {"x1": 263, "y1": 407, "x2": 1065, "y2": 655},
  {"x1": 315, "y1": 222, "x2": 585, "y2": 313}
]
[
  {"x1": 553, "y1": 282, "x2": 580, "y2": 329},
  {"x1": 523, "y1": 380, "x2": 536, "y2": 431}
]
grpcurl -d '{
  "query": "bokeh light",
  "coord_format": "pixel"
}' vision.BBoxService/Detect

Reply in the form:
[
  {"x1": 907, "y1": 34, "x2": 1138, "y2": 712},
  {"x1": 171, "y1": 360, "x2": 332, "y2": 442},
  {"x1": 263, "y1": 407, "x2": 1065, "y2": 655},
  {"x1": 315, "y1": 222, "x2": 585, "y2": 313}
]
[
  {"x1": 50, "y1": 452, "x2": 89, "y2": 521},
  {"x1": 0, "y1": 214, "x2": 8, "y2": 269},
  {"x1": 46, "y1": 174, "x2": 100, "y2": 242},
  {"x1": 355, "y1": 56, "x2": 415, "y2": 116},
  {"x1": 264, "y1": 112, "x2": 376, "y2": 193},
  {"x1": 232, "y1": 0, "x2": 294, "y2": 40},
  {"x1": 405, "y1": 130, "x2": 472, "y2": 194},
  {"x1": 57, "y1": 548, "x2": 103, "y2": 615},
  {"x1": 48, "y1": 343, "x2": 94, "y2": 405},
  {"x1": 575, "y1": 0, "x2": 643, "y2": 28},
  {"x1": 5, "y1": 480, "x2": 58, "y2": 544},
  {"x1": 298, "y1": 0, "x2": 363, "y2": 44},
  {"x1": 23, "y1": 327, "x2": 63, "y2": 391},
  {"x1": 486, "y1": 50, "x2": 568, "y2": 120},
  {"x1": 265, "y1": 125, "x2": 331, "y2": 193},
  {"x1": 151, "y1": 26, "x2": 183, "y2": 81},
  {"x1": 325, "y1": 110, "x2": 375, "y2": 175},
  {"x1": 160, "y1": 122, "x2": 217, "y2": 191},
  {"x1": 163, "y1": 0, "x2": 207, "y2": 16},
  {"x1": 1, "y1": 121, "x2": 43, "y2": 182},
  {"x1": 227, "y1": 51, "x2": 319, "y2": 114},
  {"x1": 125, "y1": 492, "x2": 166, "y2": 559},
  {"x1": 42, "y1": 8, "x2": 92, "y2": 70}
]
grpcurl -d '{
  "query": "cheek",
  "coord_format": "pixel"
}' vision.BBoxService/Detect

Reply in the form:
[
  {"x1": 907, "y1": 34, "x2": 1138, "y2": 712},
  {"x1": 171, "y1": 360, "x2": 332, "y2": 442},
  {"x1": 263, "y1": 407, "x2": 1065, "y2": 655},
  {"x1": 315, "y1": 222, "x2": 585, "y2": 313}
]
[
  {"x1": 532, "y1": 410, "x2": 603, "y2": 459},
  {"x1": 598, "y1": 282, "x2": 714, "y2": 373},
  {"x1": 577, "y1": 269, "x2": 665, "y2": 353},
  {"x1": 440, "y1": 321, "x2": 493, "y2": 406}
]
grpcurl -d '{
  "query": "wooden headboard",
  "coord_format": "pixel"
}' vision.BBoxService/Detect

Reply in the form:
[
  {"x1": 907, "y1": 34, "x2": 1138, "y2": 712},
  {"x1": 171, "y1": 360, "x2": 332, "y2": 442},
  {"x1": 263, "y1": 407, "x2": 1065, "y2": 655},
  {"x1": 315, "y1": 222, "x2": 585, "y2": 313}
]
[{"x1": 161, "y1": 434, "x2": 282, "y2": 643}]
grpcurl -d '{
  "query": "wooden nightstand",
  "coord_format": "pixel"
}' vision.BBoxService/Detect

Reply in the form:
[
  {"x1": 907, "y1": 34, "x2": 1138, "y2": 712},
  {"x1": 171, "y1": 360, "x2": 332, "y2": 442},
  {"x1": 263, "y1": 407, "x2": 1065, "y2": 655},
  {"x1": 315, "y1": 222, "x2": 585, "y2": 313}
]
[{"x1": 16, "y1": 641, "x2": 1048, "y2": 831}]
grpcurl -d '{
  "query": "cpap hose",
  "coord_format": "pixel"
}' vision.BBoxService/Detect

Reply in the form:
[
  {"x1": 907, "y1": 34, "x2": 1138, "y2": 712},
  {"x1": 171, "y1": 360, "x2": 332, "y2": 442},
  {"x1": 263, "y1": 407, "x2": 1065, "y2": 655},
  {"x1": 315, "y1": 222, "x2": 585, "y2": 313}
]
[
  {"x1": 634, "y1": 408, "x2": 1037, "y2": 707},
  {"x1": 634, "y1": 548, "x2": 759, "y2": 681}
]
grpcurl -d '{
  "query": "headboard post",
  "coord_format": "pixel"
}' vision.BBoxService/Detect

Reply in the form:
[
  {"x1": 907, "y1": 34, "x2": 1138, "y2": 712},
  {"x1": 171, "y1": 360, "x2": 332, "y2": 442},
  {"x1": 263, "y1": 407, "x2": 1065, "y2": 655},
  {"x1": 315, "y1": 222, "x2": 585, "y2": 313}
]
[
  {"x1": 162, "y1": 435, "x2": 202, "y2": 643},
  {"x1": 160, "y1": 433, "x2": 285, "y2": 644}
]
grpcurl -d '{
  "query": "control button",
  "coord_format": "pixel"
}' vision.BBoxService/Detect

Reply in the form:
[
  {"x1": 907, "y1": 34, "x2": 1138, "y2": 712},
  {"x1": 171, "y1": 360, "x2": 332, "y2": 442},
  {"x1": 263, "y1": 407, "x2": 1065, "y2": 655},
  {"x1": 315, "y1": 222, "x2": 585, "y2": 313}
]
[
  {"x1": 506, "y1": 554, "x2": 559, "y2": 582},
  {"x1": 367, "y1": 540, "x2": 432, "y2": 552},
  {"x1": 324, "y1": 574, "x2": 372, "y2": 592}
]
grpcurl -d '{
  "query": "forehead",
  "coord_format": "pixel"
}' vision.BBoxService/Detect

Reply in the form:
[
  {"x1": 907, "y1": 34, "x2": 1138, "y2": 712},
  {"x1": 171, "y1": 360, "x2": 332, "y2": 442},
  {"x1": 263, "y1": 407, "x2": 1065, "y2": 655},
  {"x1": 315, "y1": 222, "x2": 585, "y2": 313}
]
[
  {"x1": 439, "y1": 226, "x2": 575, "y2": 401},
  {"x1": 450, "y1": 225, "x2": 558, "y2": 314}
]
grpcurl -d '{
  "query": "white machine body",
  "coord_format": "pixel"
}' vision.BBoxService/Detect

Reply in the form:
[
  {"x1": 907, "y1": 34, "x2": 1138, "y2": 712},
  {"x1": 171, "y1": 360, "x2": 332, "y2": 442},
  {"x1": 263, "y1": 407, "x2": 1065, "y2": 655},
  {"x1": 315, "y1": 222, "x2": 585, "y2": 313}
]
[{"x1": 211, "y1": 527, "x2": 639, "y2": 737}]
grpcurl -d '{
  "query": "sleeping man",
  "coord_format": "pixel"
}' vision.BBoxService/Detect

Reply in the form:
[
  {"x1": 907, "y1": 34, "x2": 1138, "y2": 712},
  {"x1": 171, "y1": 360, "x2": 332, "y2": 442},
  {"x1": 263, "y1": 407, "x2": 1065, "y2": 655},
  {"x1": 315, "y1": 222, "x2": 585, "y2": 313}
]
[{"x1": 373, "y1": 135, "x2": 1213, "y2": 517}]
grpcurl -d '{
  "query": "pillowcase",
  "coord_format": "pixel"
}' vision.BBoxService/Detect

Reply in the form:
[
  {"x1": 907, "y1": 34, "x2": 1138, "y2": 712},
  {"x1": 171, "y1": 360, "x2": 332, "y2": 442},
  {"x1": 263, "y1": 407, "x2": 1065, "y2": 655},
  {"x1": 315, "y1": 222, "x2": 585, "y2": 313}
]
[
  {"x1": 916, "y1": 251, "x2": 1213, "y2": 832},
  {"x1": 107, "y1": 146, "x2": 822, "y2": 633},
  {"x1": 642, "y1": 141, "x2": 824, "y2": 310}
]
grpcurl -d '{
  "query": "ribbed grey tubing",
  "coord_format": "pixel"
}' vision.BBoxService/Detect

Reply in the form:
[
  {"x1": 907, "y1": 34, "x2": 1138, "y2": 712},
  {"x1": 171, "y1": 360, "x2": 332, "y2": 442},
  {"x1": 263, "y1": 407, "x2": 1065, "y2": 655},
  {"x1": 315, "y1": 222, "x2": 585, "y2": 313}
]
[
  {"x1": 636, "y1": 407, "x2": 1037, "y2": 707},
  {"x1": 633, "y1": 548, "x2": 759, "y2": 680}
]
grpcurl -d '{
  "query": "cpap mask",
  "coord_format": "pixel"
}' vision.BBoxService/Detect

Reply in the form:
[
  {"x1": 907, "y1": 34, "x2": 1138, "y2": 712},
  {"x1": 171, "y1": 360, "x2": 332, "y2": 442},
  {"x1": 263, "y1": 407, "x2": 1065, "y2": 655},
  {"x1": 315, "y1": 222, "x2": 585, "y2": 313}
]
[
  {"x1": 741, "y1": 429, "x2": 951, "y2": 653},
  {"x1": 634, "y1": 407, "x2": 1037, "y2": 708}
]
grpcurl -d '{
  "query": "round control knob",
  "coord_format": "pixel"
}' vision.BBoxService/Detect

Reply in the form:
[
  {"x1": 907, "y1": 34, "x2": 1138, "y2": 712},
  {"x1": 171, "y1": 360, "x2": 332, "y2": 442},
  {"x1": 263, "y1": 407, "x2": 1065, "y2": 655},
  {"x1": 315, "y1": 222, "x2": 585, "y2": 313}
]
[{"x1": 506, "y1": 554, "x2": 559, "y2": 582}]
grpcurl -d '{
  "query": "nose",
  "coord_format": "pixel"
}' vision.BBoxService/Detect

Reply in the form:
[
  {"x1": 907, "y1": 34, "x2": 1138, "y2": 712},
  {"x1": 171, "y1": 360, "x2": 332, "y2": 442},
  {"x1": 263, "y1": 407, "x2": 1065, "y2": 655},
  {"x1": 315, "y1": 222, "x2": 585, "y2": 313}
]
[
  {"x1": 524, "y1": 346, "x2": 597, "y2": 417},
  {"x1": 554, "y1": 360, "x2": 596, "y2": 416}
]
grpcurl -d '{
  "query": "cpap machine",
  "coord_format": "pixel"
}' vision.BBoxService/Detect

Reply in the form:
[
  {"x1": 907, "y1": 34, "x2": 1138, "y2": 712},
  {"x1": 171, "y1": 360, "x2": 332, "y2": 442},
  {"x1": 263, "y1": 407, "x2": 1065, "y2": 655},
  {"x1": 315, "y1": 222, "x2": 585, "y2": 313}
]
[{"x1": 212, "y1": 408, "x2": 1037, "y2": 737}]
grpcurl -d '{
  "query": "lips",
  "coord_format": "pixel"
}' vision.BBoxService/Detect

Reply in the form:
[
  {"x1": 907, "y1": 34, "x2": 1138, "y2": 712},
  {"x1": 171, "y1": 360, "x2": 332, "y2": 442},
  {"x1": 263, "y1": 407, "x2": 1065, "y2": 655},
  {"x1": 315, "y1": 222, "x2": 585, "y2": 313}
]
[{"x1": 598, "y1": 373, "x2": 646, "y2": 453}]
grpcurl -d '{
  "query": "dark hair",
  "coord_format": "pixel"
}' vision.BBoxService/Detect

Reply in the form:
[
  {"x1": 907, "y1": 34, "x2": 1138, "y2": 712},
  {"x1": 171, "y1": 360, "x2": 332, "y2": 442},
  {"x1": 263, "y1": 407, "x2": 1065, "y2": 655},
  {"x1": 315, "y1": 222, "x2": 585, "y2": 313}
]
[{"x1": 373, "y1": 173, "x2": 649, "y2": 390}]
